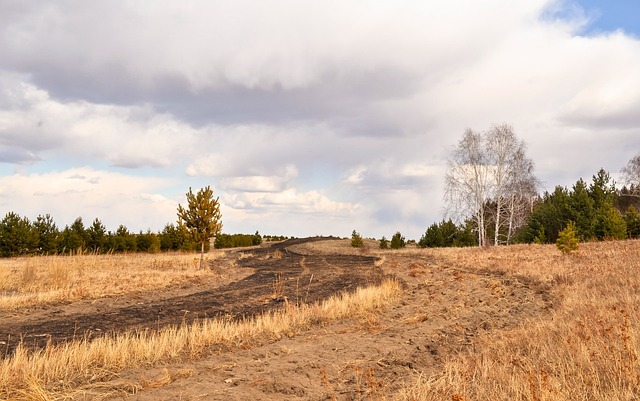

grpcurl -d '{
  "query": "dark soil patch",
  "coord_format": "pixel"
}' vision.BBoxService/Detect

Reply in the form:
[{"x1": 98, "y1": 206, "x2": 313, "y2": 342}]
[{"x1": 0, "y1": 238, "x2": 384, "y2": 355}]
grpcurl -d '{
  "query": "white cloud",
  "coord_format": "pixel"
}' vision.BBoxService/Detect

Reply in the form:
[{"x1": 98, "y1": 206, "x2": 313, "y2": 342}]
[
  {"x1": 1, "y1": 1, "x2": 640, "y2": 239},
  {"x1": 0, "y1": 167, "x2": 177, "y2": 231},
  {"x1": 0, "y1": 74, "x2": 199, "y2": 167}
]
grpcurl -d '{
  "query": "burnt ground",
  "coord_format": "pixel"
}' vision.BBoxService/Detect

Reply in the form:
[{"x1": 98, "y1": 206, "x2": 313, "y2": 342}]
[
  {"x1": 0, "y1": 238, "x2": 385, "y2": 355},
  {"x1": 0, "y1": 237, "x2": 557, "y2": 400}
]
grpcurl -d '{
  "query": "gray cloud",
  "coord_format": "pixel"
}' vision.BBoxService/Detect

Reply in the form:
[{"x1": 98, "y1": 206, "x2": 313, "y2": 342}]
[
  {"x1": 0, "y1": 146, "x2": 40, "y2": 164},
  {"x1": 2, "y1": 1, "x2": 640, "y2": 239}
]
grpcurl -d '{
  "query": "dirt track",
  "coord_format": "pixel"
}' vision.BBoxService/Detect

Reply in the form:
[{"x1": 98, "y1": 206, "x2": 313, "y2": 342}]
[
  {"x1": 0, "y1": 238, "x2": 385, "y2": 355},
  {"x1": 0, "y1": 238, "x2": 559, "y2": 399},
  {"x1": 110, "y1": 240, "x2": 555, "y2": 400}
]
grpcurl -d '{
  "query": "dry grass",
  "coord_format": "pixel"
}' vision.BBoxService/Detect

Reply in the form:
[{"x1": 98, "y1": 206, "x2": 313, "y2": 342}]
[
  {"x1": 396, "y1": 240, "x2": 640, "y2": 401},
  {"x1": 0, "y1": 252, "x2": 224, "y2": 310},
  {"x1": 0, "y1": 279, "x2": 401, "y2": 400},
  {"x1": 3, "y1": 239, "x2": 639, "y2": 400}
]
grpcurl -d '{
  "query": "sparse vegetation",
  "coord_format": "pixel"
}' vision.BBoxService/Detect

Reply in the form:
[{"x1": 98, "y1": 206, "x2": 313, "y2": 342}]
[
  {"x1": 0, "y1": 252, "x2": 216, "y2": 310},
  {"x1": 397, "y1": 239, "x2": 640, "y2": 401},
  {"x1": 0, "y1": 277, "x2": 400, "y2": 400},
  {"x1": 0, "y1": 238, "x2": 638, "y2": 400}
]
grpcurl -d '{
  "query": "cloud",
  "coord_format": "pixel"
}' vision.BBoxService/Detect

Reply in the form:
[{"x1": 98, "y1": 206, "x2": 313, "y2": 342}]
[
  {"x1": 0, "y1": 74, "x2": 199, "y2": 168},
  {"x1": 1, "y1": 1, "x2": 640, "y2": 239},
  {"x1": 0, "y1": 167, "x2": 177, "y2": 231}
]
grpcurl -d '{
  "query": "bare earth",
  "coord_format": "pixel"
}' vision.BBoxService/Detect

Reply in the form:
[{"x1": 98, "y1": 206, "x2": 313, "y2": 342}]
[{"x1": 0, "y1": 238, "x2": 554, "y2": 400}]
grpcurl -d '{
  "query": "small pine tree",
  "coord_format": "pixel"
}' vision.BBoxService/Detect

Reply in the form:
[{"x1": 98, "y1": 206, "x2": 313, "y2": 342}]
[
  {"x1": 533, "y1": 225, "x2": 546, "y2": 244},
  {"x1": 556, "y1": 221, "x2": 579, "y2": 254},
  {"x1": 351, "y1": 230, "x2": 364, "y2": 248},
  {"x1": 379, "y1": 236, "x2": 389, "y2": 249},
  {"x1": 390, "y1": 231, "x2": 406, "y2": 249},
  {"x1": 625, "y1": 205, "x2": 640, "y2": 238},
  {"x1": 178, "y1": 186, "x2": 223, "y2": 270}
]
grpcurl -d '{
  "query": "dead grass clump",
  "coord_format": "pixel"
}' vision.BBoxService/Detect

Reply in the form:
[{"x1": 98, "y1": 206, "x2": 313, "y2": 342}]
[
  {"x1": 18, "y1": 262, "x2": 38, "y2": 291},
  {"x1": 0, "y1": 279, "x2": 401, "y2": 400},
  {"x1": 272, "y1": 273, "x2": 285, "y2": 300},
  {"x1": 407, "y1": 268, "x2": 425, "y2": 278}
]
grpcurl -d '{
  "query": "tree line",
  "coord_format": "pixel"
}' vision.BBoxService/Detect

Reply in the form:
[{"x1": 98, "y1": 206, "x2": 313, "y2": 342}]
[
  {"x1": 436, "y1": 124, "x2": 640, "y2": 248},
  {"x1": 0, "y1": 214, "x2": 209, "y2": 257},
  {"x1": 2, "y1": 187, "x2": 262, "y2": 258},
  {"x1": 364, "y1": 125, "x2": 640, "y2": 250}
]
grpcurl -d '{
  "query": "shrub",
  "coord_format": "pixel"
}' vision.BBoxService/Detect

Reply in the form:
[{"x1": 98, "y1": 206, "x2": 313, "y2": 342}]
[
  {"x1": 557, "y1": 221, "x2": 579, "y2": 254},
  {"x1": 351, "y1": 230, "x2": 364, "y2": 248},
  {"x1": 390, "y1": 232, "x2": 406, "y2": 249},
  {"x1": 379, "y1": 236, "x2": 389, "y2": 249}
]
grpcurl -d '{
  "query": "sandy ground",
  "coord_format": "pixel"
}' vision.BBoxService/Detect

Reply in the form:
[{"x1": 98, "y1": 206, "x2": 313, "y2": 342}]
[{"x1": 81, "y1": 239, "x2": 554, "y2": 400}]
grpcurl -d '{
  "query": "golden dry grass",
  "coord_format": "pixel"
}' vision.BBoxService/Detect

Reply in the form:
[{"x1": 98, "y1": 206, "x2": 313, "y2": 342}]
[
  {"x1": 396, "y1": 240, "x2": 640, "y2": 401},
  {"x1": 2, "y1": 239, "x2": 639, "y2": 400},
  {"x1": 0, "y1": 278, "x2": 401, "y2": 400},
  {"x1": 0, "y1": 252, "x2": 223, "y2": 310}
]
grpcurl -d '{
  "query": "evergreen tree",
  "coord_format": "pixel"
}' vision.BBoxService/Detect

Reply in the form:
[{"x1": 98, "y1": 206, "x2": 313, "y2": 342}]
[
  {"x1": 109, "y1": 224, "x2": 137, "y2": 253},
  {"x1": 86, "y1": 218, "x2": 106, "y2": 252},
  {"x1": 136, "y1": 230, "x2": 158, "y2": 253},
  {"x1": 453, "y1": 220, "x2": 478, "y2": 247},
  {"x1": 624, "y1": 206, "x2": 640, "y2": 238},
  {"x1": 33, "y1": 214, "x2": 59, "y2": 254},
  {"x1": 419, "y1": 223, "x2": 444, "y2": 248},
  {"x1": 252, "y1": 231, "x2": 263, "y2": 246},
  {"x1": 589, "y1": 168, "x2": 617, "y2": 210},
  {"x1": 350, "y1": 230, "x2": 364, "y2": 248},
  {"x1": 594, "y1": 205, "x2": 627, "y2": 240},
  {"x1": 159, "y1": 223, "x2": 188, "y2": 251},
  {"x1": 568, "y1": 179, "x2": 595, "y2": 240},
  {"x1": 0, "y1": 212, "x2": 38, "y2": 256},
  {"x1": 390, "y1": 231, "x2": 406, "y2": 249},
  {"x1": 58, "y1": 217, "x2": 87, "y2": 254},
  {"x1": 523, "y1": 186, "x2": 570, "y2": 243},
  {"x1": 557, "y1": 221, "x2": 579, "y2": 254},
  {"x1": 379, "y1": 236, "x2": 389, "y2": 249},
  {"x1": 177, "y1": 186, "x2": 223, "y2": 270}
]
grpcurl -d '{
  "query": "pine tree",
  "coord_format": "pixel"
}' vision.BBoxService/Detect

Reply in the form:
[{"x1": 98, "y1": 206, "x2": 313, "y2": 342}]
[
  {"x1": 390, "y1": 231, "x2": 406, "y2": 249},
  {"x1": 0, "y1": 212, "x2": 38, "y2": 256},
  {"x1": 87, "y1": 218, "x2": 106, "y2": 252},
  {"x1": 419, "y1": 223, "x2": 444, "y2": 248},
  {"x1": 379, "y1": 236, "x2": 389, "y2": 249},
  {"x1": 556, "y1": 221, "x2": 579, "y2": 254},
  {"x1": 350, "y1": 230, "x2": 364, "y2": 248},
  {"x1": 34, "y1": 214, "x2": 59, "y2": 254},
  {"x1": 624, "y1": 206, "x2": 640, "y2": 238},
  {"x1": 177, "y1": 186, "x2": 223, "y2": 270}
]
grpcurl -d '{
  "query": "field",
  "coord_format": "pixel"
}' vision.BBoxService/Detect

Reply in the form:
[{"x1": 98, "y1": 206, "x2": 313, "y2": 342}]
[{"x1": 0, "y1": 238, "x2": 638, "y2": 400}]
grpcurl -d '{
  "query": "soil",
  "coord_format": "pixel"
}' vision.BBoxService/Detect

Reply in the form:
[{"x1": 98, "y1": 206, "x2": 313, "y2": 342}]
[
  {"x1": 0, "y1": 237, "x2": 384, "y2": 355},
  {"x1": 0, "y1": 238, "x2": 554, "y2": 400}
]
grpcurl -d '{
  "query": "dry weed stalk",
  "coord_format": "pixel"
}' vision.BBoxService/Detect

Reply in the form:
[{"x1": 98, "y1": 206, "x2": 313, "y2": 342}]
[{"x1": 0, "y1": 279, "x2": 401, "y2": 400}]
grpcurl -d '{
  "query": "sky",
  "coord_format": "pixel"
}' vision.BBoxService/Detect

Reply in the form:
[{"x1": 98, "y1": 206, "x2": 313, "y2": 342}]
[{"x1": 0, "y1": 0, "x2": 639, "y2": 240}]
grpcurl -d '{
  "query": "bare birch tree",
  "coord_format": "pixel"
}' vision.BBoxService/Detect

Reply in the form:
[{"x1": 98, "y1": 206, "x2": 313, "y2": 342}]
[
  {"x1": 445, "y1": 124, "x2": 538, "y2": 246},
  {"x1": 445, "y1": 129, "x2": 490, "y2": 246},
  {"x1": 621, "y1": 153, "x2": 640, "y2": 195},
  {"x1": 486, "y1": 124, "x2": 539, "y2": 244}
]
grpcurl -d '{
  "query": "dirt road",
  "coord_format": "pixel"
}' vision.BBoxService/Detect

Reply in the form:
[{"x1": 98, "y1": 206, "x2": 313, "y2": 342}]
[{"x1": 0, "y1": 238, "x2": 384, "y2": 354}]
